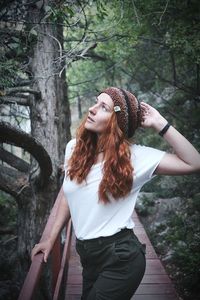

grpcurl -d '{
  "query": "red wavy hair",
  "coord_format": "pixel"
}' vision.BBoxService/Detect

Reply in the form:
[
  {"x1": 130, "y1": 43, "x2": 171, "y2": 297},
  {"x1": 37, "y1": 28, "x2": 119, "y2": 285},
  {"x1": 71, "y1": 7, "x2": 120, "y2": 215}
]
[{"x1": 67, "y1": 113, "x2": 134, "y2": 204}]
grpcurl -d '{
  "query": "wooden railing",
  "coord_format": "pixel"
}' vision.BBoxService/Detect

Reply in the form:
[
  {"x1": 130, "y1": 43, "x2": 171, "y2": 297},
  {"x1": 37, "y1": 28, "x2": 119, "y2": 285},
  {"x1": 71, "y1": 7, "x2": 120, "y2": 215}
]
[{"x1": 18, "y1": 188, "x2": 72, "y2": 300}]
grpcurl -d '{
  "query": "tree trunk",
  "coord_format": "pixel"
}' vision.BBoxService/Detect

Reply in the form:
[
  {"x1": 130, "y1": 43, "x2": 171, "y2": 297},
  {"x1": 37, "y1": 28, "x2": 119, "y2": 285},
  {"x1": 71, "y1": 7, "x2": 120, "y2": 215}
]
[
  {"x1": 16, "y1": 4, "x2": 71, "y2": 296},
  {"x1": 78, "y1": 94, "x2": 82, "y2": 119}
]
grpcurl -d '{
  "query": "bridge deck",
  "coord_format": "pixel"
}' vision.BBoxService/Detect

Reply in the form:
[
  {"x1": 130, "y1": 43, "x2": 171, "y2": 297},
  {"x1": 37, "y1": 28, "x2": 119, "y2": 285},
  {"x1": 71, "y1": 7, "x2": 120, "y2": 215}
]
[{"x1": 65, "y1": 211, "x2": 179, "y2": 300}]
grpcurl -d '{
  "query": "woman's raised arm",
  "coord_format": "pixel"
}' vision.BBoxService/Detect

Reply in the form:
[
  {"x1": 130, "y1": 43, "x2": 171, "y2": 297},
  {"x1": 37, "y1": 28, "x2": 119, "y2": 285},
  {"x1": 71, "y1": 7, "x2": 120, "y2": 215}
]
[{"x1": 140, "y1": 102, "x2": 200, "y2": 175}]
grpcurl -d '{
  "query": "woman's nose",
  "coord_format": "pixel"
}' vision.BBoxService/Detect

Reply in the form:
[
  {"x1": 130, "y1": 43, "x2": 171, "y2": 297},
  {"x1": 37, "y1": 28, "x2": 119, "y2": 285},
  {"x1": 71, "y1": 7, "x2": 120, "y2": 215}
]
[{"x1": 89, "y1": 104, "x2": 97, "y2": 115}]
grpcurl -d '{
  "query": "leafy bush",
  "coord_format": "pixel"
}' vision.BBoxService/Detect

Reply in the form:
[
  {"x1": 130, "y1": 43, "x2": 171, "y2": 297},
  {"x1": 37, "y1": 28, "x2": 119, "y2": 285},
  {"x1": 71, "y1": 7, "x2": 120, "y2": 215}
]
[
  {"x1": 138, "y1": 190, "x2": 200, "y2": 300},
  {"x1": 0, "y1": 192, "x2": 17, "y2": 239}
]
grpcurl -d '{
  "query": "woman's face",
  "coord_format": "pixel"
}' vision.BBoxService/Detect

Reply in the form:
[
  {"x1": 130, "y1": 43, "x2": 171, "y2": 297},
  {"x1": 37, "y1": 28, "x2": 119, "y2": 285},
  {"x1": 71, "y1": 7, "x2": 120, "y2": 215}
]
[{"x1": 85, "y1": 93, "x2": 114, "y2": 134}]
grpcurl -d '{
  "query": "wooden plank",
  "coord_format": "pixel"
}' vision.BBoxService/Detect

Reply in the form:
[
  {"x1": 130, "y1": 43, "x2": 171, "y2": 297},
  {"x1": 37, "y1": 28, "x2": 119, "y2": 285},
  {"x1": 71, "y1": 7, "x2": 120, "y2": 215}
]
[
  {"x1": 67, "y1": 274, "x2": 82, "y2": 284},
  {"x1": 67, "y1": 266, "x2": 82, "y2": 275},
  {"x1": 66, "y1": 285, "x2": 82, "y2": 295},
  {"x1": 132, "y1": 295, "x2": 178, "y2": 300},
  {"x1": 132, "y1": 212, "x2": 143, "y2": 224},
  {"x1": 145, "y1": 259, "x2": 167, "y2": 275},
  {"x1": 141, "y1": 274, "x2": 171, "y2": 284},
  {"x1": 65, "y1": 296, "x2": 81, "y2": 300},
  {"x1": 145, "y1": 245, "x2": 158, "y2": 259},
  {"x1": 135, "y1": 283, "x2": 176, "y2": 295},
  {"x1": 135, "y1": 233, "x2": 153, "y2": 246},
  {"x1": 133, "y1": 227, "x2": 147, "y2": 234}
]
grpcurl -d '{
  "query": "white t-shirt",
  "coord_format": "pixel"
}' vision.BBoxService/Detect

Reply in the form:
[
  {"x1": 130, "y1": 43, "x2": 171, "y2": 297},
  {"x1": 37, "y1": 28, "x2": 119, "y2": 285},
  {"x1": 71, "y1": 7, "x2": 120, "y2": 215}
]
[{"x1": 63, "y1": 139, "x2": 165, "y2": 240}]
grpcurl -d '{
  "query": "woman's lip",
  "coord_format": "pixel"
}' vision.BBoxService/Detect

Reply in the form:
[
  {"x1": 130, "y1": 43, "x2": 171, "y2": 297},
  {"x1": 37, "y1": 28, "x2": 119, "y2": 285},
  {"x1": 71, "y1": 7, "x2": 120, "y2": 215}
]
[{"x1": 87, "y1": 116, "x2": 95, "y2": 122}]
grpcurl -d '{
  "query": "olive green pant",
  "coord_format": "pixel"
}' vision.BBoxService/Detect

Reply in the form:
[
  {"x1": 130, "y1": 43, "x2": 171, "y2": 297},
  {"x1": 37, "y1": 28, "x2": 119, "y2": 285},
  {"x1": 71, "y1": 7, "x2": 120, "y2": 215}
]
[{"x1": 76, "y1": 229, "x2": 146, "y2": 300}]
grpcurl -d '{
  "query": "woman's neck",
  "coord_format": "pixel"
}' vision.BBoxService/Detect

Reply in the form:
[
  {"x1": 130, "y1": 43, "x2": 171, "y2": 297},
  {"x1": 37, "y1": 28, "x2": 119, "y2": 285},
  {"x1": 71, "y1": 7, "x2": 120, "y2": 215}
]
[{"x1": 94, "y1": 152, "x2": 104, "y2": 164}]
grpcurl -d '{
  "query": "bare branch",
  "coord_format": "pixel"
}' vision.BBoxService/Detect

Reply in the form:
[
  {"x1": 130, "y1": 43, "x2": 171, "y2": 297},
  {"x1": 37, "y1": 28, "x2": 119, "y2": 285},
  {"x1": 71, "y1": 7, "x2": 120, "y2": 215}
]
[
  {"x1": 59, "y1": 42, "x2": 97, "y2": 77},
  {"x1": 12, "y1": 80, "x2": 32, "y2": 87},
  {"x1": 0, "y1": 146, "x2": 30, "y2": 173},
  {"x1": 6, "y1": 87, "x2": 41, "y2": 96},
  {"x1": 0, "y1": 121, "x2": 52, "y2": 187},
  {"x1": 158, "y1": 0, "x2": 170, "y2": 26},
  {"x1": 170, "y1": 51, "x2": 177, "y2": 86},
  {"x1": 0, "y1": 96, "x2": 30, "y2": 106},
  {"x1": 197, "y1": 63, "x2": 200, "y2": 95},
  {"x1": 132, "y1": 0, "x2": 140, "y2": 25},
  {"x1": 0, "y1": 165, "x2": 26, "y2": 197},
  {"x1": 0, "y1": 226, "x2": 16, "y2": 235},
  {"x1": 79, "y1": 42, "x2": 97, "y2": 58}
]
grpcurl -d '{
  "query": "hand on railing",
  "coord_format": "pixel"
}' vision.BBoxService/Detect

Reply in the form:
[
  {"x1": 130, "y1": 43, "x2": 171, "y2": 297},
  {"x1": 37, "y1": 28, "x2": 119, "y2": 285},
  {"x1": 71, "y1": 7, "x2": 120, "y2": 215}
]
[{"x1": 31, "y1": 239, "x2": 53, "y2": 263}]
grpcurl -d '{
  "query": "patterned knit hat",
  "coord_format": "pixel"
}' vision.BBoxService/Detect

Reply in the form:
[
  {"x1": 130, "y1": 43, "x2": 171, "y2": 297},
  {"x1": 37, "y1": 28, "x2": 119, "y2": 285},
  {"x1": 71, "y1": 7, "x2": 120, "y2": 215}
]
[{"x1": 102, "y1": 87, "x2": 141, "y2": 138}]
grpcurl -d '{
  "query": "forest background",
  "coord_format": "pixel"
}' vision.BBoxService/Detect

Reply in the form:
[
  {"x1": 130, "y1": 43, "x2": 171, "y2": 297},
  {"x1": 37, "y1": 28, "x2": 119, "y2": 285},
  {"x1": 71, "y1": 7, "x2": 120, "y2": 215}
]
[{"x1": 0, "y1": 0, "x2": 200, "y2": 300}]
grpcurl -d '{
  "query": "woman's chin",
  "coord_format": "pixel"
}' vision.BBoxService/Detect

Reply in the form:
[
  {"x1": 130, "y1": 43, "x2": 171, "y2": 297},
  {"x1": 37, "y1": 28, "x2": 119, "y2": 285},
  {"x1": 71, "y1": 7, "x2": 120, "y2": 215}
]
[{"x1": 84, "y1": 123, "x2": 95, "y2": 132}]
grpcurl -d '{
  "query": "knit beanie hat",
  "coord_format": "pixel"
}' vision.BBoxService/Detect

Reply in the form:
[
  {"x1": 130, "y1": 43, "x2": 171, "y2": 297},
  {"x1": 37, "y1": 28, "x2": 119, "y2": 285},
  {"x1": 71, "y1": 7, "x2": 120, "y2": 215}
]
[{"x1": 102, "y1": 87, "x2": 141, "y2": 138}]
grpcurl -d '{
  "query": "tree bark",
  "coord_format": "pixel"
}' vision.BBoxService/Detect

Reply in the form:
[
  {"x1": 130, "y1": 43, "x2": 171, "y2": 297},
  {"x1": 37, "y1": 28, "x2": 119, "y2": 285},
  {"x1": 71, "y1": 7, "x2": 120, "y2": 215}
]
[
  {"x1": 12, "y1": 1, "x2": 71, "y2": 295},
  {"x1": 78, "y1": 94, "x2": 82, "y2": 119}
]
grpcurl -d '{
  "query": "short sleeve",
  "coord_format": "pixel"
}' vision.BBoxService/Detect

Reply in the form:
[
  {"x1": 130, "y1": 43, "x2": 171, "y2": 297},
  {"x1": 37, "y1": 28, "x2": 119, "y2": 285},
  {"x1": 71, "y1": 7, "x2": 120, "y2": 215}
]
[
  {"x1": 131, "y1": 144, "x2": 166, "y2": 188},
  {"x1": 63, "y1": 139, "x2": 76, "y2": 174}
]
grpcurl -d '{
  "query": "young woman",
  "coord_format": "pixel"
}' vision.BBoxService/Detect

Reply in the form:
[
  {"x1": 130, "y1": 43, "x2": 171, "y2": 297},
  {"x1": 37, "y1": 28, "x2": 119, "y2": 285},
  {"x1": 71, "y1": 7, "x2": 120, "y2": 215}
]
[{"x1": 32, "y1": 87, "x2": 200, "y2": 300}]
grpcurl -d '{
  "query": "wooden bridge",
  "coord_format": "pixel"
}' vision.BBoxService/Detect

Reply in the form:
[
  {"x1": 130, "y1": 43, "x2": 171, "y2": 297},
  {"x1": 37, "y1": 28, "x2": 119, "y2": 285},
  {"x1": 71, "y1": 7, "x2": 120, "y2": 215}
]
[{"x1": 18, "y1": 189, "x2": 179, "y2": 300}]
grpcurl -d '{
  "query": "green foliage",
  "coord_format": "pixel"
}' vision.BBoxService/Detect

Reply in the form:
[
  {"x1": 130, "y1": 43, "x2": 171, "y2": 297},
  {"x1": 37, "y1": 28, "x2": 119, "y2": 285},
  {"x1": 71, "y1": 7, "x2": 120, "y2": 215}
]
[
  {"x1": 0, "y1": 30, "x2": 33, "y2": 89},
  {"x1": 136, "y1": 193, "x2": 155, "y2": 216},
  {"x1": 164, "y1": 196, "x2": 200, "y2": 299},
  {"x1": 139, "y1": 190, "x2": 200, "y2": 299},
  {"x1": 0, "y1": 59, "x2": 19, "y2": 89},
  {"x1": 96, "y1": 0, "x2": 108, "y2": 20},
  {"x1": 44, "y1": 2, "x2": 75, "y2": 22},
  {"x1": 0, "y1": 192, "x2": 17, "y2": 230}
]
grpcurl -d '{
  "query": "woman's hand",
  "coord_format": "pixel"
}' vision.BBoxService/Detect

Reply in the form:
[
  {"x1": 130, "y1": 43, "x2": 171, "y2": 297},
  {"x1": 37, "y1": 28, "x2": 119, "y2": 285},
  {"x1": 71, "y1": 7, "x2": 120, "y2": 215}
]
[
  {"x1": 140, "y1": 102, "x2": 167, "y2": 132},
  {"x1": 31, "y1": 239, "x2": 53, "y2": 263}
]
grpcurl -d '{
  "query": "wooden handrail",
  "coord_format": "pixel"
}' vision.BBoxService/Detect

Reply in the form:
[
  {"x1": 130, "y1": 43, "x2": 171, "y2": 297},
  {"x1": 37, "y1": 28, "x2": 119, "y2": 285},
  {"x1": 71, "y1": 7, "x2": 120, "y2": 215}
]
[
  {"x1": 18, "y1": 188, "x2": 72, "y2": 300},
  {"x1": 53, "y1": 219, "x2": 72, "y2": 300},
  {"x1": 17, "y1": 252, "x2": 44, "y2": 300}
]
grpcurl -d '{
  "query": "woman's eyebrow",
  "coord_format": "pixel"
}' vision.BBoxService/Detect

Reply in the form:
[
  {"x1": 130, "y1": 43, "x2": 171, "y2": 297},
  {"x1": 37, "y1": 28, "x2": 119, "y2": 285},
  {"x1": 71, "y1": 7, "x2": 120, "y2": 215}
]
[{"x1": 96, "y1": 97, "x2": 112, "y2": 110}]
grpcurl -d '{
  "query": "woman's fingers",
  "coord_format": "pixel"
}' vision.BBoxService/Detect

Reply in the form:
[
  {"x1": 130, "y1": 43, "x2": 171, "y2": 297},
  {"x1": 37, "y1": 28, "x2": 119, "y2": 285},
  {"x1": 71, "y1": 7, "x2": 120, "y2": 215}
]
[
  {"x1": 140, "y1": 102, "x2": 157, "y2": 128},
  {"x1": 140, "y1": 101, "x2": 167, "y2": 130},
  {"x1": 31, "y1": 243, "x2": 44, "y2": 261},
  {"x1": 141, "y1": 101, "x2": 150, "y2": 107},
  {"x1": 140, "y1": 102, "x2": 150, "y2": 117},
  {"x1": 31, "y1": 241, "x2": 51, "y2": 262},
  {"x1": 141, "y1": 101, "x2": 150, "y2": 110},
  {"x1": 44, "y1": 250, "x2": 49, "y2": 263},
  {"x1": 31, "y1": 244, "x2": 41, "y2": 261}
]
